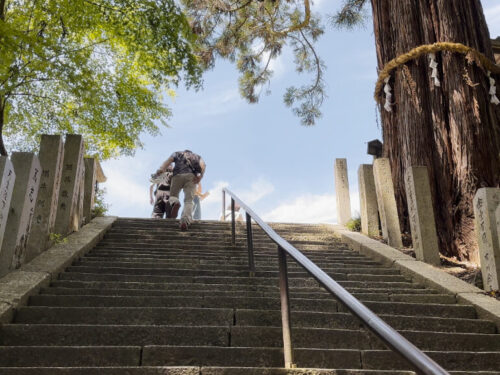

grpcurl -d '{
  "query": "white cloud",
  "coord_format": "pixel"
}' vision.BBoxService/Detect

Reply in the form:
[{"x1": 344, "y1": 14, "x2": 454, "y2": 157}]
[
  {"x1": 238, "y1": 177, "x2": 275, "y2": 205},
  {"x1": 263, "y1": 189, "x2": 360, "y2": 224},
  {"x1": 200, "y1": 178, "x2": 275, "y2": 220}
]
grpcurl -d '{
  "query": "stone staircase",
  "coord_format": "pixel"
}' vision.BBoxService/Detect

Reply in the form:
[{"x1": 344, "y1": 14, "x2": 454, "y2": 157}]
[{"x1": 1, "y1": 217, "x2": 500, "y2": 374}]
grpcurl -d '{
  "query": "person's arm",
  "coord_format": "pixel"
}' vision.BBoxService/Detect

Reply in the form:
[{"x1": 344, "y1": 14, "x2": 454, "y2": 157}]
[
  {"x1": 193, "y1": 158, "x2": 206, "y2": 184},
  {"x1": 149, "y1": 184, "x2": 155, "y2": 205},
  {"x1": 157, "y1": 155, "x2": 174, "y2": 174}
]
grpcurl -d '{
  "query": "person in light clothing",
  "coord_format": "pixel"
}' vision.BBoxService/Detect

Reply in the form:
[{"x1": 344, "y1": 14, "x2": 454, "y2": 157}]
[{"x1": 156, "y1": 150, "x2": 206, "y2": 230}]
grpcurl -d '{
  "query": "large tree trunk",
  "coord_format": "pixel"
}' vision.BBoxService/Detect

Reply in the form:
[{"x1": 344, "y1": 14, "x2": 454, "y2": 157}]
[{"x1": 370, "y1": 0, "x2": 500, "y2": 261}]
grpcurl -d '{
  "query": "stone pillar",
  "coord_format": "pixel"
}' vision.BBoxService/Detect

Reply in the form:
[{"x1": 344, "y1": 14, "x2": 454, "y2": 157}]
[
  {"x1": 83, "y1": 158, "x2": 97, "y2": 224},
  {"x1": 0, "y1": 157, "x2": 15, "y2": 255},
  {"x1": 404, "y1": 166, "x2": 440, "y2": 266},
  {"x1": 25, "y1": 135, "x2": 64, "y2": 261},
  {"x1": 0, "y1": 153, "x2": 41, "y2": 277},
  {"x1": 358, "y1": 164, "x2": 379, "y2": 237},
  {"x1": 54, "y1": 135, "x2": 85, "y2": 236},
  {"x1": 473, "y1": 188, "x2": 500, "y2": 292},
  {"x1": 334, "y1": 158, "x2": 351, "y2": 225},
  {"x1": 75, "y1": 158, "x2": 85, "y2": 230},
  {"x1": 373, "y1": 158, "x2": 402, "y2": 248}
]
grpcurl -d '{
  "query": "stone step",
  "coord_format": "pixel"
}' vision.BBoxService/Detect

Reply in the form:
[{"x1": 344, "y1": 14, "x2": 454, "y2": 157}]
[
  {"x1": 234, "y1": 309, "x2": 496, "y2": 333},
  {"x1": 338, "y1": 300, "x2": 476, "y2": 318},
  {"x1": 95, "y1": 244, "x2": 339, "y2": 253},
  {"x1": 15, "y1": 306, "x2": 494, "y2": 334},
  {"x1": 56, "y1": 273, "x2": 424, "y2": 290},
  {"x1": 73, "y1": 261, "x2": 402, "y2": 276},
  {"x1": 0, "y1": 325, "x2": 230, "y2": 347},
  {"x1": 28, "y1": 295, "x2": 339, "y2": 312},
  {"x1": 0, "y1": 346, "x2": 141, "y2": 367},
  {"x1": 15, "y1": 307, "x2": 234, "y2": 325},
  {"x1": 38, "y1": 288, "x2": 455, "y2": 304},
  {"x1": 229, "y1": 326, "x2": 500, "y2": 351},
  {"x1": 27, "y1": 295, "x2": 472, "y2": 318},
  {"x1": 48, "y1": 280, "x2": 431, "y2": 295},
  {"x1": 90, "y1": 246, "x2": 360, "y2": 258},
  {"x1": 362, "y1": 350, "x2": 500, "y2": 371},
  {"x1": 140, "y1": 346, "x2": 500, "y2": 370},
  {"x1": 0, "y1": 368, "x2": 420, "y2": 375},
  {"x1": 64, "y1": 266, "x2": 407, "y2": 281},
  {"x1": 77, "y1": 257, "x2": 382, "y2": 267},
  {"x1": 84, "y1": 253, "x2": 373, "y2": 265}
]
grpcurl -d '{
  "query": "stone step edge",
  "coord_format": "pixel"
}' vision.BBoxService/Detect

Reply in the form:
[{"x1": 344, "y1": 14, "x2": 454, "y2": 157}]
[
  {"x1": 0, "y1": 216, "x2": 118, "y2": 323},
  {"x1": 332, "y1": 225, "x2": 500, "y2": 331},
  {"x1": 0, "y1": 368, "x2": 418, "y2": 375}
]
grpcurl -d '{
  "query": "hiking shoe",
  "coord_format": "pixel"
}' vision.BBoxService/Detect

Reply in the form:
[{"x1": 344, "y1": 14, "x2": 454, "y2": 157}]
[
  {"x1": 168, "y1": 202, "x2": 181, "y2": 219},
  {"x1": 180, "y1": 222, "x2": 188, "y2": 231}
]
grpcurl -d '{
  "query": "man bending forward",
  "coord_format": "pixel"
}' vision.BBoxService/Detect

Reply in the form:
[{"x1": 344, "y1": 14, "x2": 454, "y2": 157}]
[{"x1": 156, "y1": 150, "x2": 206, "y2": 230}]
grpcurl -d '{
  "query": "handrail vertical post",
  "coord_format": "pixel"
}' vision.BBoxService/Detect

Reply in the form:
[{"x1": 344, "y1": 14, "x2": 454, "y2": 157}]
[
  {"x1": 231, "y1": 198, "x2": 236, "y2": 246},
  {"x1": 222, "y1": 190, "x2": 226, "y2": 222},
  {"x1": 246, "y1": 213, "x2": 255, "y2": 276},
  {"x1": 278, "y1": 245, "x2": 295, "y2": 368}
]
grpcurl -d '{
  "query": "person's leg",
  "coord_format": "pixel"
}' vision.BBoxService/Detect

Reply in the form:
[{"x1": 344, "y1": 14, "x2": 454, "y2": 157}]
[
  {"x1": 151, "y1": 195, "x2": 164, "y2": 218},
  {"x1": 180, "y1": 174, "x2": 196, "y2": 225},
  {"x1": 167, "y1": 175, "x2": 183, "y2": 218},
  {"x1": 193, "y1": 196, "x2": 201, "y2": 220}
]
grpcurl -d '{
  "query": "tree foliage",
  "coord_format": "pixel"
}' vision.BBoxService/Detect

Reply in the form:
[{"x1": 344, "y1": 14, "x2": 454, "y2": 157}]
[
  {"x1": 0, "y1": 0, "x2": 202, "y2": 158},
  {"x1": 181, "y1": 0, "x2": 325, "y2": 126}
]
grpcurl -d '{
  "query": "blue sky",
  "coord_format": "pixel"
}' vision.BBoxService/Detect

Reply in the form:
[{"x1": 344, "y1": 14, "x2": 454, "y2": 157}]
[{"x1": 101, "y1": 0, "x2": 500, "y2": 223}]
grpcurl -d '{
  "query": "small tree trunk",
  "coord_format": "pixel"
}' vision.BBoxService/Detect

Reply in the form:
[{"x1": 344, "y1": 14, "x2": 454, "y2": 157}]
[{"x1": 370, "y1": 0, "x2": 500, "y2": 261}]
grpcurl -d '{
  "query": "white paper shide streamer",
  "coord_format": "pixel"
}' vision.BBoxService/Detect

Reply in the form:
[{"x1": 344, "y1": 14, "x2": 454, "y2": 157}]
[
  {"x1": 383, "y1": 76, "x2": 393, "y2": 112},
  {"x1": 428, "y1": 52, "x2": 441, "y2": 87},
  {"x1": 487, "y1": 71, "x2": 500, "y2": 105}
]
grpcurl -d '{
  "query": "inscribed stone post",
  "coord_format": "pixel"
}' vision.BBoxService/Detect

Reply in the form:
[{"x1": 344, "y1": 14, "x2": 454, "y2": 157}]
[
  {"x1": 334, "y1": 159, "x2": 351, "y2": 225},
  {"x1": 404, "y1": 166, "x2": 440, "y2": 266},
  {"x1": 74, "y1": 157, "x2": 85, "y2": 230},
  {"x1": 0, "y1": 157, "x2": 15, "y2": 258},
  {"x1": 473, "y1": 188, "x2": 500, "y2": 291},
  {"x1": 373, "y1": 158, "x2": 403, "y2": 248},
  {"x1": 83, "y1": 158, "x2": 97, "y2": 224},
  {"x1": 25, "y1": 135, "x2": 64, "y2": 261},
  {"x1": 0, "y1": 153, "x2": 41, "y2": 277},
  {"x1": 54, "y1": 135, "x2": 85, "y2": 236},
  {"x1": 358, "y1": 164, "x2": 379, "y2": 237}
]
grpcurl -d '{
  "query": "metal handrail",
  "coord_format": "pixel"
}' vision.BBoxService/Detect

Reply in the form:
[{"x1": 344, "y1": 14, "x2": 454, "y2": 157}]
[{"x1": 222, "y1": 188, "x2": 449, "y2": 375}]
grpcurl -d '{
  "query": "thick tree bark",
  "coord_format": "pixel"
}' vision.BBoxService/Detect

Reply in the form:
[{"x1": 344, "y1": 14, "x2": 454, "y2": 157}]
[{"x1": 370, "y1": 0, "x2": 500, "y2": 261}]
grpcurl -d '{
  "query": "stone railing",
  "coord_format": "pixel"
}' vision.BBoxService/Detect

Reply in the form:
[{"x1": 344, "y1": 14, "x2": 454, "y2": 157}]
[
  {"x1": 0, "y1": 134, "x2": 106, "y2": 278},
  {"x1": 333, "y1": 156, "x2": 500, "y2": 293}
]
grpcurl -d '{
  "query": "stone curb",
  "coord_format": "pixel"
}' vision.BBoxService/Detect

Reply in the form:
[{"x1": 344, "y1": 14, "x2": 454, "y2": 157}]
[
  {"x1": 331, "y1": 225, "x2": 500, "y2": 330},
  {"x1": 0, "y1": 216, "x2": 117, "y2": 323}
]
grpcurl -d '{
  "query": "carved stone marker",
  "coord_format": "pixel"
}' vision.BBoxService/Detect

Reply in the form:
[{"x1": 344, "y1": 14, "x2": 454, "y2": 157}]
[
  {"x1": 373, "y1": 158, "x2": 402, "y2": 248},
  {"x1": 473, "y1": 188, "x2": 500, "y2": 292},
  {"x1": 0, "y1": 157, "x2": 15, "y2": 258},
  {"x1": 0, "y1": 153, "x2": 41, "y2": 277},
  {"x1": 75, "y1": 159, "x2": 85, "y2": 229},
  {"x1": 83, "y1": 158, "x2": 97, "y2": 224},
  {"x1": 54, "y1": 135, "x2": 85, "y2": 236},
  {"x1": 334, "y1": 158, "x2": 351, "y2": 225},
  {"x1": 358, "y1": 164, "x2": 379, "y2": 237},
  {"x1": 25, "y1": 135, "x2": 64, "y2": 262},
  {"x1": 404, "y1": 166, "x2": 440, "y2": 266}
]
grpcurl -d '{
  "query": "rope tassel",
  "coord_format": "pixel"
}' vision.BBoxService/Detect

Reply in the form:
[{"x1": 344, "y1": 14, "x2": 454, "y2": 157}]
[
  {"x1": 487, "y1": 71, "x2": 500, "y2": 105},
  {"x1": 383, "y1": 76, "x2": 393, "y2": 112},
  {"x1": 428, "y1": 53, "x2": 441, "y2": 87}
]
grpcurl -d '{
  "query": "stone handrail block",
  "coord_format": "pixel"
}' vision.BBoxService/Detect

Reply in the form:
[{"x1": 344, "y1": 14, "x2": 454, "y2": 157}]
[{"x1": 0, "y1": 216, "x2": 117, "y2": 323}]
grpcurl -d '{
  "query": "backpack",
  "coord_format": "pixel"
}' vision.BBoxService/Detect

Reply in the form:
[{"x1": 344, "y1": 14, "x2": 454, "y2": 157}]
[{"x1": 182, "y1": 151, "x2": 202, "y2": 175}]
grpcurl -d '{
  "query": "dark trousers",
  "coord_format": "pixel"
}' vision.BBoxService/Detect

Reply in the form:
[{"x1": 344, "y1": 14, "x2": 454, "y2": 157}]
[{"x1": 152, "y1": 191, "x2": 170, "y2": 218}]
